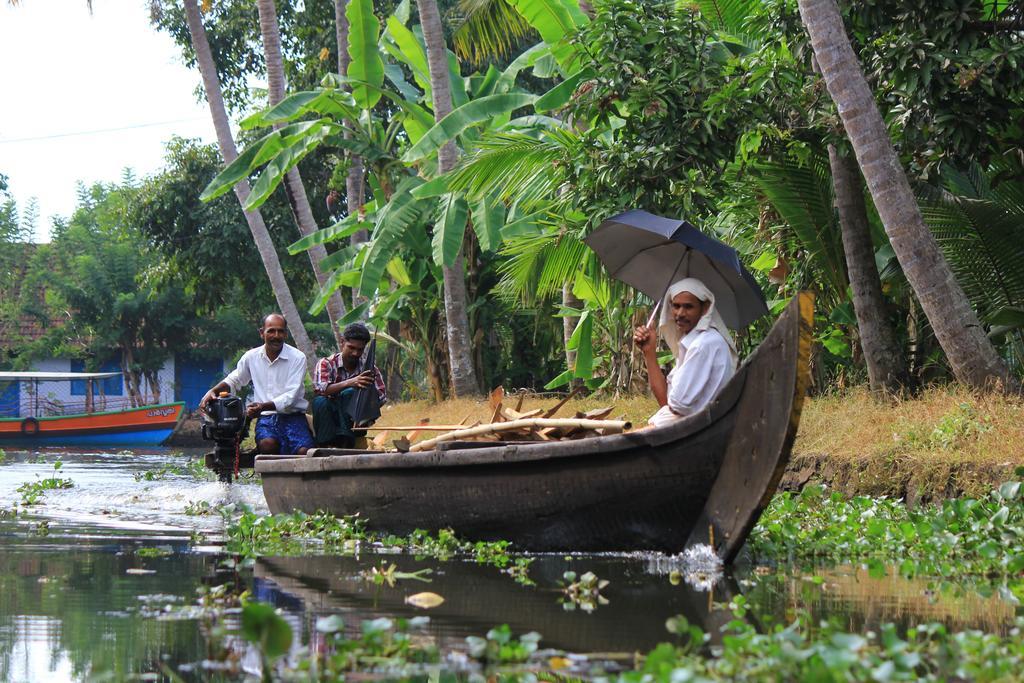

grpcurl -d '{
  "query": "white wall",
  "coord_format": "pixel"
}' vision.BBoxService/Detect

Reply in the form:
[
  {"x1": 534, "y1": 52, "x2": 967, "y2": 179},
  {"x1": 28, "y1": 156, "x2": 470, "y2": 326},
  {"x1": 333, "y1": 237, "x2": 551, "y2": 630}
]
[{"x1": 23, "y1": 357, "x2": 177, "y2": 415}]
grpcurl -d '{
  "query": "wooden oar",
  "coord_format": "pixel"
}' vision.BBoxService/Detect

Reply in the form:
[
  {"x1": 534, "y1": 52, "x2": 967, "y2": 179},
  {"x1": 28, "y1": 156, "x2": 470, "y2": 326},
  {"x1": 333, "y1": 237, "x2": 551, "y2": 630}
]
[{"x1": 363, "y1": 424, "x2": 470, "y2": 431}]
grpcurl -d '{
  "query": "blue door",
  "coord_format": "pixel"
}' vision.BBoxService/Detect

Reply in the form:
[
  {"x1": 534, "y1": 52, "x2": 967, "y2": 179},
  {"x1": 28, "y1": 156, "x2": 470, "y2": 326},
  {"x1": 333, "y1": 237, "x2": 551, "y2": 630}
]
[
  {"x1": 175, "y1": 354, "x2": 224, "y2": 410},
  {"x1": 71, "y1": 359, "x2": 123, "y2": 396},
  {"x1": 0, "y1": 380, "x2": 19, "y2": 417}
]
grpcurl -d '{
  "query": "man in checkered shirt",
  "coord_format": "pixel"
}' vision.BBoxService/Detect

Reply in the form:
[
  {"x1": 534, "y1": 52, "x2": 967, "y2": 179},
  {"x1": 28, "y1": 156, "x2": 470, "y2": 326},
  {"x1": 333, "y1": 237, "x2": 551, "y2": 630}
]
[{"x1": 312, "y1": 323, "x2": 387, "y2": 447}]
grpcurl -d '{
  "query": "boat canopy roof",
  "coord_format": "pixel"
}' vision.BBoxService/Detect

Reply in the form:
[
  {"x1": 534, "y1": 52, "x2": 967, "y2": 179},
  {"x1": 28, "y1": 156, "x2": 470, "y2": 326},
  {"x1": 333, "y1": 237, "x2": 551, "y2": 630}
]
[{"x1": 0, "y1": 371, "x2": 122, "y2": 381}]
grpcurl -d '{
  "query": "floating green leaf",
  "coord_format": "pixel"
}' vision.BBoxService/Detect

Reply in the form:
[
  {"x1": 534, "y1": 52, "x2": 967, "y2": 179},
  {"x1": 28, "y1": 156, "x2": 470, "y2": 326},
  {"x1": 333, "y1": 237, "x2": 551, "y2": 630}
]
[{"x1": 240, "y1": 602, "x2": 292, "y2": 660}]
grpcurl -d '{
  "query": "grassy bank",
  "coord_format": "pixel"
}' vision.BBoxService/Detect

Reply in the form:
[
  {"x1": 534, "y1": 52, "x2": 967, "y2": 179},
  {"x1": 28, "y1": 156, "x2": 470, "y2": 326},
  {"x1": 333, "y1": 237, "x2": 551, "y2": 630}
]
[
  {"x1": 375, "y1": 385, "x2": 1024, "y2": 501},
  {"x1": 789, "y1": 386, "x2": 1024, "y2": 501}
]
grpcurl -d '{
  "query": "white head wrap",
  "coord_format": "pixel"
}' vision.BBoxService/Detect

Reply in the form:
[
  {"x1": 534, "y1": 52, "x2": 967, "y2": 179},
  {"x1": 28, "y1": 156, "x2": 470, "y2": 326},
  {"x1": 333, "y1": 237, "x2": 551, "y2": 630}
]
[{"x1": 657, "y1": 277, "x2": 738, "y2": 363}]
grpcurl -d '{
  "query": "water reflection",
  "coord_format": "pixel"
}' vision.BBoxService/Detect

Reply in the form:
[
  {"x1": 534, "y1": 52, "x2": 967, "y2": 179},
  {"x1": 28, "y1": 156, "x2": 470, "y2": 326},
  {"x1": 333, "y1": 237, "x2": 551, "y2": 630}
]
[
  {"x1": 0, "y1": 446, "x2": 1020, "y2": 681},
  {"x1": 0, "y1": 534, "x2": 212, "y2": 682},
  {"x1": 738, "y1": 562, "x2": 1020, "y2": 636},
  {"x1": 254, "y1": 553, "x2": 739, "y2": 655}
]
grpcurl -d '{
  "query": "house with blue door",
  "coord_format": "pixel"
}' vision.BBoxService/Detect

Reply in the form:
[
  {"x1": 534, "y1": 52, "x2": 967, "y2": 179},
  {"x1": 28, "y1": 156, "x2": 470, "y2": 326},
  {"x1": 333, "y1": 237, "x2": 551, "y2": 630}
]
[
  {"x1": 0, "y1": 355, "x2": 227, "y2": 415},
  {"x1": 0, "y1": 314, "x2": 227, "y2": 414}
]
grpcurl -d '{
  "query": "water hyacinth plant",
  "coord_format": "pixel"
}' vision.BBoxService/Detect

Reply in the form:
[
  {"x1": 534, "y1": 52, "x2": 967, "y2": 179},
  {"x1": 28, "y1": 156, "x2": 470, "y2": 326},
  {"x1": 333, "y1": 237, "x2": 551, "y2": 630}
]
[
  {"x1": 224, "y1": 507, "x2": 534, "y2": 584},
  {"x1": 639, "y1": 602, "x2": 1024, "y2": 682},
  {"x1": 749, "y1": 480, "x2": 1024, "y2": 600},
  {"x1": 17, "y1": 461, "x2": 73, "y2": 506},
  {"x1": 309, "y1": 614, "x2": 441, "y2": 677},
  {"x1": 360, "y1": 561, "x2": 433, "y2": 587},
  {"x1": 559, "y1": 570, "x2": 610, "y2": 613},
  {"x1": 174, "y1": 594, "x2": 1024, "y2": 681},
  {"x1": 465, "y1": 624, "x2": 541, "y2": 664}
]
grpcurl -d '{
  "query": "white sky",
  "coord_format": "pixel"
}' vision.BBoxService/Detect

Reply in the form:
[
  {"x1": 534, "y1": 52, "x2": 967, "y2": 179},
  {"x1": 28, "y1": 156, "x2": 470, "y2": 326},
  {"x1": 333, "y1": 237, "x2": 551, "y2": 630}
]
[{"x1": 0, "y1": 1, "x2": 217, "y2": 242}]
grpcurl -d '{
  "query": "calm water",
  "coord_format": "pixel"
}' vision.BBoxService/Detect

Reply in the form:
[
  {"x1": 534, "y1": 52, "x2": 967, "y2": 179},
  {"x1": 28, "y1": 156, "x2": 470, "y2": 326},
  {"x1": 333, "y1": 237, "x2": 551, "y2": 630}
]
[{"x1": 0, "y1": 447, "x2": 1019, "y2": 681}]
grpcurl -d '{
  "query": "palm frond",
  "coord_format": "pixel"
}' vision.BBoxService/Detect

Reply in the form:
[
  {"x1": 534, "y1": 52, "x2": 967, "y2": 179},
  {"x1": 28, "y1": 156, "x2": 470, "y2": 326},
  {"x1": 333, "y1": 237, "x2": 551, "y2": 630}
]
[
  {"x1": 495, "y1": 227, "x2": 587, "y2": 304},
  {"x1": 749, "y1": 155, "x2": 848, "y2": 304},
  {"x1": 922, "y1": 166, "x2": 1024, "y2": 324},
  {"x1": 447, "y1": 130, "x2": 574, "y2": 209},
  {"x1": 689, "y1": 0, "x2": 761, "y2": 49},
  {"x1": 451, "y1": 0, "x2": 538, "y2": 66}
]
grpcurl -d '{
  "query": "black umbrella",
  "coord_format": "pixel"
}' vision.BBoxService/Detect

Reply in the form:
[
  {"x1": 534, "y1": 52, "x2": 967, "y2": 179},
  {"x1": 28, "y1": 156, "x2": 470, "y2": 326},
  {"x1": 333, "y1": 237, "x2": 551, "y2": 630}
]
[
  {"x1": 585, "y1": 209, "x2": 768, "y2": 329},
  {"x1": 345, "y1": 336, "x2": 381, "y2": 427}
]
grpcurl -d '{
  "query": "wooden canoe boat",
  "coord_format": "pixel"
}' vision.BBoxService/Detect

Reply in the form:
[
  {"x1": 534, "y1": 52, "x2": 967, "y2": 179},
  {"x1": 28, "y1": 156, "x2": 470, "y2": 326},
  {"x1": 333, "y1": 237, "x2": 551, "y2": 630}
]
[{"x1": 256, "y1": 293, "x2": 813, "y2": 559}]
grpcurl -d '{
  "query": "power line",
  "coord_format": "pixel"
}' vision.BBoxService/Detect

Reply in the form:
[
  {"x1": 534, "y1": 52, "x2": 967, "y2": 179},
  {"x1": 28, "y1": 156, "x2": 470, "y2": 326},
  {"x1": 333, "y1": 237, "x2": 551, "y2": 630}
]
[{"x1": 0, "y1": 117, "x2": 209, "y2": 144}]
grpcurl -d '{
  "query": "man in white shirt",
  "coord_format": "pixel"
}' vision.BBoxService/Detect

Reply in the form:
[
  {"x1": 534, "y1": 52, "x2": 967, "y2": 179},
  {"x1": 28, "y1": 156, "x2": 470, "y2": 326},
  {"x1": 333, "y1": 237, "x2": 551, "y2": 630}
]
[
  {"x1": 200, "y1": 313, "x2": 314, "y2": 455},
  {"x1": 633, "y1": 278, "x2": 737, "y2": 428}
]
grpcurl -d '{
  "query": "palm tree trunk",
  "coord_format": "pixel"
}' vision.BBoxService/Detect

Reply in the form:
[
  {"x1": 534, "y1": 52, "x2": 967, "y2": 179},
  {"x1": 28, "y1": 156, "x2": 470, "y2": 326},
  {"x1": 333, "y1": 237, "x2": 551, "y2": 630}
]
[
  {"x1": 257, "y1": 0, "x2": 346, "y2": 349},
  {"x1": 334, "y1": 0, "x2": 369, "y2": 307},
  {"x1": 828, "y1": 145, "x2": 908, "y2": 393},
  {"x1": 334, "y1": 1, "x2": 366, "y2": 224},
  {"x1": 797, "y1": 0, "x2": 1017, "y2": 392},
  {"x1": 416, "y1": 0, "x2": 482, "y2": 397},
  {"x1": 183, "y1": 0, "x2": 316, "y2": 371}
]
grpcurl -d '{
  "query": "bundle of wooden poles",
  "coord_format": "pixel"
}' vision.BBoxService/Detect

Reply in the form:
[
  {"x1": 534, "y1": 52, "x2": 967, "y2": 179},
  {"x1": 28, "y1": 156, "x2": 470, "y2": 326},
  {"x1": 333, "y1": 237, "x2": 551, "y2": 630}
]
[{"x1": 365, "y1": 387, "x2": 632, "y2": 453}]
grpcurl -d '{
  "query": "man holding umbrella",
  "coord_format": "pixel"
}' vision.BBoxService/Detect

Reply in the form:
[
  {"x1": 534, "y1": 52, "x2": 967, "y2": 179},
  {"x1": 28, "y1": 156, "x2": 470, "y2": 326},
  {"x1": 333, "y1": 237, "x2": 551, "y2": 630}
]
[
  {"x1": 633, "y1": 279, "x2": 737, "y2": 427},
  {"x1": 585, "y1": 209, "x2": 768, "y2": 427},
  {"x1": 312, "y1": 323, "x2": 387, "y2": 448}
]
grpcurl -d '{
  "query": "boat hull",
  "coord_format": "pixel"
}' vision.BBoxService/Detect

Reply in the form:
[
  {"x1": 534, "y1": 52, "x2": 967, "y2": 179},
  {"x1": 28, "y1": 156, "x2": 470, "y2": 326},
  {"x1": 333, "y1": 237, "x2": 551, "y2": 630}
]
[
  {"x1": 258, "y1": 294, "x2": 813, "y2": 555},
  {"x1": 0, "y1": 403, "x2": 186, "y2": 447}
]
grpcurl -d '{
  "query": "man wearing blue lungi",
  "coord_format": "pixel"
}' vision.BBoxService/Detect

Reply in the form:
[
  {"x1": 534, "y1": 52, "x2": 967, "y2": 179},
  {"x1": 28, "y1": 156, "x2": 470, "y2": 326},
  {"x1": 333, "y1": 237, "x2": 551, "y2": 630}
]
[{"x1": 200, "y1": 313, "x2": 314, "y2": 455}]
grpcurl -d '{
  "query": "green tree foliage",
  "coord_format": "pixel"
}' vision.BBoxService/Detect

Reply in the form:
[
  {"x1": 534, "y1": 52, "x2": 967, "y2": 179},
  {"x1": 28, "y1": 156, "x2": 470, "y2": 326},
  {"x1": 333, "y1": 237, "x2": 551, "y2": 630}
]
[
  {"x1": 564, "y1": 0, "x2": 743, "y2": 223},
  {"x1": 23, "y1": 184, "x2": 193, "y2": 403},
  {"x1": 152, "y1": 0, "x2": 413, "y2": 114},
  {"x1": 129, "y1": 138, "x2": 287, "y2": 315},
  {"x1": 0, "y1": 174, "x2": 32, "y2": 367},
  {"x1": 847, "y1": 0, "x2": 1024, "y2": 178},
  {"x1": 146, "y1": 0, "x2": 1024, "y2": 391},
  {"x1": 0, "y1": 175, "x2": 25, "y2": 285},
  {"x1": 129, "y1": 136, "x2": 339, "y2": 353},
  {"x1": 922, "y1": 163, "x2": 1024, "y2": 369}
]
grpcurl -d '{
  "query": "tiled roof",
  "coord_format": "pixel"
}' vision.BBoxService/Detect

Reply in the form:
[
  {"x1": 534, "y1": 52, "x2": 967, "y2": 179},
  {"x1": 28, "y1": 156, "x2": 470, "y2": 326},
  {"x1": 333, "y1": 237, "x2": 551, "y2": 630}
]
[
  {"x1": 0, "y1": 243, "x2": 51, "y2": 352},
  {"x1": 0, "y1": 316, "x2": 48, "y2": 346}
]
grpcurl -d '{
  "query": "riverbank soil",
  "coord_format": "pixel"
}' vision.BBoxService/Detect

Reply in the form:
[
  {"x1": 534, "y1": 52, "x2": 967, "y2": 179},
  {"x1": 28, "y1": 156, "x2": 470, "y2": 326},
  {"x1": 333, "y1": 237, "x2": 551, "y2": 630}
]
[{"x1": 166, "y1": 410, "x2": 205, "y2": 446}]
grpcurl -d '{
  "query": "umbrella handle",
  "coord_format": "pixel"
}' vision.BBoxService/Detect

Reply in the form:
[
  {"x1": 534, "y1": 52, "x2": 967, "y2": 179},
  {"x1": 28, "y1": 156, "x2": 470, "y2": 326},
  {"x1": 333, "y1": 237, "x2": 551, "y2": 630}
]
[{"x1": 645, "y1": 300, "x2": 662, "y2": 329}]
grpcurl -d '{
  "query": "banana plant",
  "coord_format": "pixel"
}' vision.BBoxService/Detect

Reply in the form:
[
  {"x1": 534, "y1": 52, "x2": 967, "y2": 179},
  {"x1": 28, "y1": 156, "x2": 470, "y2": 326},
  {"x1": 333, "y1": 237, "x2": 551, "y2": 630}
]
[
  {"x1": 203, "y1": 11, "x2": 559, "y2": 284},
  {"x1": 506, "y1": 0, "x2": 588, "y2": 75},
  {"x1": 196, "y1": 0, "x2": 594, "y2": 393}
]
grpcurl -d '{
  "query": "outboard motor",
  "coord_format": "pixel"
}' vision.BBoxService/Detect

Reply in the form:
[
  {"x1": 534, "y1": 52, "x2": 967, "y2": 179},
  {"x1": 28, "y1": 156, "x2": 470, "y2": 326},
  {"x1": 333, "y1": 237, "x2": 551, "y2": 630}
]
[{"x1": 201, "y1": 394, "x2": 249, "y2": 483}]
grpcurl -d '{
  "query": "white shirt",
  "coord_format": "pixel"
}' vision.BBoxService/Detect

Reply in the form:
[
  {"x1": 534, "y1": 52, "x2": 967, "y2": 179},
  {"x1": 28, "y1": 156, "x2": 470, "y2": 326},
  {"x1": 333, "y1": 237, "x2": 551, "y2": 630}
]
[
  {"x1": 222, "y1": 343, "x2": 309, "y2": 415},
  {"x1": 648, "y1": 327, "x2": 736, "y2": 427}
]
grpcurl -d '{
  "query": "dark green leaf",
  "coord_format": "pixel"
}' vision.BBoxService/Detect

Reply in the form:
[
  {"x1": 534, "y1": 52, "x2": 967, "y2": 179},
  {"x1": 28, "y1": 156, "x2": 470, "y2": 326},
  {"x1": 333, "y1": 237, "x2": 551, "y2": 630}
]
[
  {"x1": 432, "y1": 193, "x2": 469, "y2": 267},
  {"x1": 402, "y1": 94, "x2": 538, "y2": 163},
  {"x1": 240, "y1": 602, "x2": 292, "y2": 660}
]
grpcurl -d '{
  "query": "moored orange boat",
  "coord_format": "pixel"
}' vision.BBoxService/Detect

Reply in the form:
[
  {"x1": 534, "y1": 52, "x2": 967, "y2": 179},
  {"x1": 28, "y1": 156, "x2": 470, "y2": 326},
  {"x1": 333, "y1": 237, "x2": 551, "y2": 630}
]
[{"x1": 0, "y1": 372, "x2": 185, "y2": 447}]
